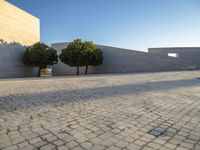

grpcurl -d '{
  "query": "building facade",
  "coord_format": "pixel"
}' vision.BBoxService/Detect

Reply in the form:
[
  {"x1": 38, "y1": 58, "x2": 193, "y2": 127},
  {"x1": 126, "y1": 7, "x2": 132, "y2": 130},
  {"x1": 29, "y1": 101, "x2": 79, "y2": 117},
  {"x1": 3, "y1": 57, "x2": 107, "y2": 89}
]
[
  {"x1": 0, "y1": 0, "x2": 40, "y2": 46},
  {"x1": 0, "y1": 0, "x2": 40, "y2": 78}
]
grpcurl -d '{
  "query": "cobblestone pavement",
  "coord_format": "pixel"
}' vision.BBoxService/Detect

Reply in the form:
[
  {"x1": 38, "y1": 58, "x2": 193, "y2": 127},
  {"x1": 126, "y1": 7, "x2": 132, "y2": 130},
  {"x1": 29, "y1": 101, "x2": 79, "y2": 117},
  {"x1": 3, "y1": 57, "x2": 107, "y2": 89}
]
[{"x1": 1, "y1": 71, "x2": 200, "y2": 150}]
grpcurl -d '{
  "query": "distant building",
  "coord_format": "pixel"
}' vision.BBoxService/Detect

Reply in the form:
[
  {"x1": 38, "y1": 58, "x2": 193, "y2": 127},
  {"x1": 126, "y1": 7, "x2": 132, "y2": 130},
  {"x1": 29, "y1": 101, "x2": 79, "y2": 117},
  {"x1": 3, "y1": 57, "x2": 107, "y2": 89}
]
[{"x1": 0, "y1": 0, "x2": 40, "y2": 45}]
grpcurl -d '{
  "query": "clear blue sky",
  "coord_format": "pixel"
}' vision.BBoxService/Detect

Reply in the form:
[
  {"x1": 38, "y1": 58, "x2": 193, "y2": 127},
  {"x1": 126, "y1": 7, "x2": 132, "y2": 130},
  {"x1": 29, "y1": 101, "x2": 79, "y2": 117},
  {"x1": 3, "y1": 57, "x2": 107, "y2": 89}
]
[{"x1": 7, "y1": 0, "x2": 200, "y2": 51}]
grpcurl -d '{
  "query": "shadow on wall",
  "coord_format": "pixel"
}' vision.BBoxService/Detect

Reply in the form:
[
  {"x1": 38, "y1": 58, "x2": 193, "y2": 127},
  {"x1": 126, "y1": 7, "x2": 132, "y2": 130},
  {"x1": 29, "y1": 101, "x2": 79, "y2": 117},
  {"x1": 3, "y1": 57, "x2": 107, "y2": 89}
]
[
  {"x1": 0, "y1": 78, "x2": 199, "y2": 112},
  {"x1": 0, "y1": 39, "x2": 37, "y2": 78}
]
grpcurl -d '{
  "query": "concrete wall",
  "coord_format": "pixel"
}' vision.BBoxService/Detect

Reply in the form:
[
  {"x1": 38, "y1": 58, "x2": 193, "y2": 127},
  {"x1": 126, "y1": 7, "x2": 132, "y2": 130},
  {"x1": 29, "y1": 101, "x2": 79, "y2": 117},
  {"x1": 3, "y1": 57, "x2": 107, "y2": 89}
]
[
  {"x1": 51, "y1": 43, "x2": 190, "y2": 76},
  {"x1": 0, "y1": 42, "x2": 37, "y2": 78},
  {"x1": 149, "y1": 47, "x2": 200, "y2": 69},
  {"x1": 0, "y1": 0, "x2": 40, "y2": 46},
  {"x1": 51, "y1": 43, "x2": 86, "y2": 75}
]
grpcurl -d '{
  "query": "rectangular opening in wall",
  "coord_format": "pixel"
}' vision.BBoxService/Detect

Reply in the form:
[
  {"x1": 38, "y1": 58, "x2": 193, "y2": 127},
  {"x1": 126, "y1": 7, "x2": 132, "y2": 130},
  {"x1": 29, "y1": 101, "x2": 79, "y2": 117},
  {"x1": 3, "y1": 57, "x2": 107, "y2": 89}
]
[{"x1": 168, "y1": 53, "x2": 179, "y2": 58}]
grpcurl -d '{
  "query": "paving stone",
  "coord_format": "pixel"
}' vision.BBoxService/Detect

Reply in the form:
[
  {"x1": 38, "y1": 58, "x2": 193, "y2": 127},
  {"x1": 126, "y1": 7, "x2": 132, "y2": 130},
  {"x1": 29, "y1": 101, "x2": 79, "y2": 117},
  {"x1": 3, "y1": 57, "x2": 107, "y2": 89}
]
[
  {"x1": 72, "y1": 146, "x2": 84, "y2": 150},
  {"x1": 164, "y1": 143, "x2": 176, "y2": 149},
  {"x1": 66, "y1": 140, "x2": 79, "y2": 148},
  {"x1": 33, "y1": 140, "x2": 47, "y2": 148},
  {"x1": 53, "y1": 140, "x2": 65, "y2": 146},
  {"x1": 153, "y1": 138, "x2": 166, "y2": 145},
  {"x1": 0, "y1": 141, "x2": 13, "y2": 149},
  {"x1": 46, "y1": 136, "x2": 57, "y2": 142},
  {"x1": 1, "y1": 71, "x2": 200, "y2": 150},
  {"x1": 115, "y1": 140, "x2": 129, "y2": 148},
  {"x1": 180, "y1": 142, "x2": 194, "y2": 149},
  {"x1": 176, "y1": 147, "x2": 188, "y2": 150},
  {"x1": 107, "y1": 145, "x2": 121, "y2": 150},
  {"x1": 88, "y1": 144, "x2": 105, "y2": 150},
  {"x1": 147, "y1": 142, "x2": 162, "y2": 149},
  {"x1": 126, "y1": 143, "x2": 141, "y2": 150},
  {"x1": 2, "y1": 145, "x2": 18, "y2": 150},
  {"x1": 81, "y1": 141, "x2": 93, "y2": 149},
  {"x1": 29, "y1": 137, "x2": 42, "y2": 144},
  {"x1": 101, "y1": 139, "x2": 114, "y2": 147},
  {"x1": 12, "y1": 137, "x2": 25, "y2": 144},
  {"x1": 195, "y1": 144, "x2": 200, "y2": 150},
  {"x1": 57, "y1": 145, "x2": 69, "y2": 150},
  {"x1": 40, "y1": 144, "x2": 55, "y2": 150},
  {"x1": 20, "y1": 145, "x2": 34, "y2": 150},
  {"x1": 17, "y1": 141, "x2": 30, "y2": 148}
]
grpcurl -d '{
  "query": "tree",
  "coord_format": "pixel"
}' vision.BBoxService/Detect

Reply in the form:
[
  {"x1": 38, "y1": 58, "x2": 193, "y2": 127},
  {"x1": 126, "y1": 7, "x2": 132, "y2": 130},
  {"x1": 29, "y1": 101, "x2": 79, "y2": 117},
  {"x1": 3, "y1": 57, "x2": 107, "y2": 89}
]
[
  {"x1": 59, "y1": 39, "x2": 85, "y2": 75},
  {"x1": 59, "y1": 39, "x2": 103, "y2": 75},
  {"x1": 82, "y1": 41, "x2": 97, "y2": 74},
  {"x1": 23, "y1": 42, "x2": 58, "y2": 77},
  {"x1": 83, "y1": 46, "x2": 103, "y2": 74},
  {"x1": 90, "y1": 48, "x2": 103, "y2": 66}
]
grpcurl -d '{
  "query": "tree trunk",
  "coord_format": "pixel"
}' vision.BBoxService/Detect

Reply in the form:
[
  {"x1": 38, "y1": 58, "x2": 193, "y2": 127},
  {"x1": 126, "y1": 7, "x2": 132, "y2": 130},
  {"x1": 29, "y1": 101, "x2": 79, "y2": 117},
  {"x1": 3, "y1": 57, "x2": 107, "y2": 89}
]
[
  {"x1": 76, "y1": 66, "x2": 79, "y2": 75},
  {"x1": 85, "y1": 65, "x2": 88, "y2": 75},
  {"x1": 37, "y1": 68, "x2": 41, "y2": 77}
]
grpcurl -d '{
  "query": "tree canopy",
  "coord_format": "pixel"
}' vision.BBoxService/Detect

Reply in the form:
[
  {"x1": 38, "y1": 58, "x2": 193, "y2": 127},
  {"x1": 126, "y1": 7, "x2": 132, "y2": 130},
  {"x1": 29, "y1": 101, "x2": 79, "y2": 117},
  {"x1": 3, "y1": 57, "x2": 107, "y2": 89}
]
[
  {"x1": 23, "y1": 42, "x2": 58, "y2": 76},
  {"x1": 59, "y1": 39, "x2": 103, "y2": 75}
]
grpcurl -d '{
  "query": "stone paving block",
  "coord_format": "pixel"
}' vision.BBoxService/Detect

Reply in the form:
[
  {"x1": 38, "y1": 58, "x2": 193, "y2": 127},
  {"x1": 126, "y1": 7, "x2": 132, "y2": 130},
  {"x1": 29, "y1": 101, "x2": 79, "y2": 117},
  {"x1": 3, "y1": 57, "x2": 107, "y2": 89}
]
[
  {"x1": 101, "y1": 139, "x2": 114, "y2": 147},
  {"x1": 164, "y1": 143, "x2": 176, "y2": 149},
  {"x1": 40, "y1": 144, "x2": 55, "y2": 150},
  {"x1": 29, "y1": 137, "x2": 42, "y2": 144},
  {"x1": 81, "y1": 141, "x2": 93, "y2": 149},
  {"x1": 57, "y1": 145, "x2": 69, "y2": 150},
  {"x1": 72, "y1": 146, "x2": 84, "y2": 150},
  {"x1": 0, "y1": 141, "x2": 13, "y2": 149},
  {"x1": 115, "y1": 140, "x2": 129, "y2": 148},
  {"x1": 19, "y1": 145, "x2": 34, "y2": 150},
  {"x1": 32, "y1": 140, "x2": 47, "y2": 148},
  {"x1": 88, "y1": 144, "x2": 105, "y2": 150},
  {"x1": 2, "y1": 145, "x2": 18, "y2": 150},
  {"x1": 147, "y1": 142, "x2": 162, "y2": 149},
  {"x1": 106, "y1": 145, "x2": 121, "y2": 150},
  {"x1": 126, "y1": 143, "x2": 141, "y2": 150},
  {"x1": 53, "y1": 140, "x2": 65, "y2": 146},
  {"x1": 1, "y1": 71, "x2": 200, "y2": 150},
  {"x1": 66, "y1": 140, "x2": 79, "y2": 149}
]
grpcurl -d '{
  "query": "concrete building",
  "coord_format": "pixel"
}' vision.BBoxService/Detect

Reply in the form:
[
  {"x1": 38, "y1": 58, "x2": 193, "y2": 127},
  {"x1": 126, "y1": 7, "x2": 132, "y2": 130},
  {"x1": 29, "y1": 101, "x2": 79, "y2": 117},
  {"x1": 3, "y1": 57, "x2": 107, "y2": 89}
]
[
  {"x1": 0, "y1": 0, "x2": 40, "y2": 46},
  {"x1": 0, "y1": 0, "x2": 40, "y2": 78}
]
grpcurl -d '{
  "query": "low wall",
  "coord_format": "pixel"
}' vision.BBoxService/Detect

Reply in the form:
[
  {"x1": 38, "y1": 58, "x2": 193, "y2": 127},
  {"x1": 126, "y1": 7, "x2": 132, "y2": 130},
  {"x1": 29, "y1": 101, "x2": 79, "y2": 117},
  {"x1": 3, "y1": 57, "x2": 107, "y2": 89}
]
[
  {"x1": 149, "y1": 47, "x2": 200, "y2": 69},
  {"x1": 1, "y1": 42, "x2": 198, "y2": 78},
  {"x1": 0, "y1": 42, "x2": 37, "y2": 78},
  {"x1": 51, "y1": 43, "x2": 189, "y2": 76}
]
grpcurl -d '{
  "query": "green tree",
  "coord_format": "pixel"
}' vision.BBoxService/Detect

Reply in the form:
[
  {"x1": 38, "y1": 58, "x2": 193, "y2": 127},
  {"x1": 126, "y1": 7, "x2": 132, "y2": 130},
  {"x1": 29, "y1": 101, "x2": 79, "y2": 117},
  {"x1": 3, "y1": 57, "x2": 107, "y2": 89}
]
[
  {"x1": 23, "y1": 42, "x2": 58, "y2": 77},
  {"x1": 59, "y1": 39, "x2": 103, "y2": 75},
  {"x1": 59, "y1": 39, "x2": 85, "y2": 75},
  {"x1": 82, "y1": 42, "x2": 103, "y2": 74},
  {"x1": 82, "y1": 41, "x2": 97, "y2": 74},
  {"x1": 91, "y1": 48, "x2": 103, "y2": 66}
]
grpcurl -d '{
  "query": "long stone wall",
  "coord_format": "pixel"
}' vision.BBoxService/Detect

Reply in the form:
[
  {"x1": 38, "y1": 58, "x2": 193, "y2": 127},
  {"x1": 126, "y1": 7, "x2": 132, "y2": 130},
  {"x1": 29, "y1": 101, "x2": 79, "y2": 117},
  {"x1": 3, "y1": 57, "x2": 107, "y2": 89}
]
[
  {"x1": 0, "y1": 42, "x2": 37, "y2": 78},
  {"x1": 51, "y1": 43, "x2": 191, "y2": 76},
  {"x1": 149, "y1": 47, "x2": 200, "y2": 69},
  {"x1": 0, "y1": 0, "x2": 40, "y2": 46},
  {"x1": 1, "y1": 41, "x2": 199, "y2": 78}
]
